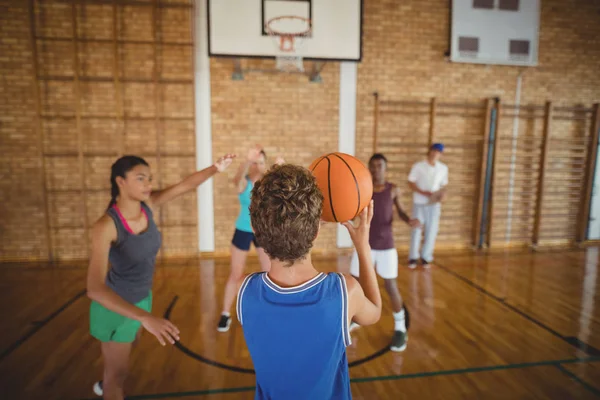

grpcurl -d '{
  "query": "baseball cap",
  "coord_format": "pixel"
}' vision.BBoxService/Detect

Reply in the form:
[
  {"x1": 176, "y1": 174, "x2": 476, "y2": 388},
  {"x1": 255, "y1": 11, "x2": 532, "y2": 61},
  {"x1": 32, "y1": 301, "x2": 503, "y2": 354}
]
[{"x1": 430, "y1": 143, "x2": 444, "y2": 152}]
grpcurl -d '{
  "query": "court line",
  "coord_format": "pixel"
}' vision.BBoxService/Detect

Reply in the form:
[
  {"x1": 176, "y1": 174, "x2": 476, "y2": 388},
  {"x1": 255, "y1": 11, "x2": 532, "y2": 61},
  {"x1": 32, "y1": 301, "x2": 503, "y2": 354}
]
[
  {"x1": 164, "y1": 295, "x2": 392, "y2": 373},
  {"x1": 78, "y1": 356, "x2": 600, "y2": 399},
  {"x1": 348, "y1": 345, "x2": 390, "y2": 368},
  {"x1": 0, "y1": 288, "x2": 86, "y2": 362},
  {"x1": 439, "y1": 247, "x2": 584, "y2": 262},
  {"x1": 435, "y1": 261, "x2": 600, "y2": 356},
  {"x1": 349, "y1": 356, "x2": 600, "y2": 383},
  {"x1": 124, "y1": 385, "x2": 257, "y2": 399},
  {"x1": 164, "y1": 295, "x2": 254, "y2": 374},
  {"x1": 555, "y1": 364, "x2": 600, "y2": 397},
  {"x1": 564, "y1": 337, "x2": 600, "y2": 357}
]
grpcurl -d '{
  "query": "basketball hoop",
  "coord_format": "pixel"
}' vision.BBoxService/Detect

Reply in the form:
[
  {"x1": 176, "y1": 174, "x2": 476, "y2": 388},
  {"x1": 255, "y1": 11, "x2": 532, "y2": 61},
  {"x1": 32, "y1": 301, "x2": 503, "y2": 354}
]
[{"x1": 265, "y1": 16, "x2": 311, "y2": 72}]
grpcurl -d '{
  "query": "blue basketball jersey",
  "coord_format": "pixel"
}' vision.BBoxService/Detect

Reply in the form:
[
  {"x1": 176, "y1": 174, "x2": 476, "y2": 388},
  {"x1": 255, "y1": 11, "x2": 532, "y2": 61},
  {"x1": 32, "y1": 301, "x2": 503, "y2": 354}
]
[{"x1": 237, "y1": 272, "x2": 352, "y2": 400}]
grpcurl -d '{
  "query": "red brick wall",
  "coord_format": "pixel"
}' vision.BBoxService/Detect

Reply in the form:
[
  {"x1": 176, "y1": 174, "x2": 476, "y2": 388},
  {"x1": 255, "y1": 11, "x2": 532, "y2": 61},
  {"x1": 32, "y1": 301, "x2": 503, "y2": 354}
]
[
  {"x1": 356, "y1": 0, "x2": 600, "y2": 164},
  {"x1": 1, "y1": 0, "x2": 599, "y2": 260},
  {"x1": 0, "y1": 0, "x2": 196, "y2": 261},
  {"x1": 210, "y1": 58, "x2": 340, "y2": 253},
  {"x1": 0, "y1": 1, "x2": 48, "y2": 261},
  {"x1": 354, "y1": 0, "x2": 600, "y2": 249}
]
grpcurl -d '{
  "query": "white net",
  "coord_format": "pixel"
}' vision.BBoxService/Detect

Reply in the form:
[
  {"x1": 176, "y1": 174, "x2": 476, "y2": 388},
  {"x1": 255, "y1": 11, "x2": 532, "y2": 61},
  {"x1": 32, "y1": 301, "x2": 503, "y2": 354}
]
[{"x1": 275, "y1": 55, "x2": 305, "y2": 72}]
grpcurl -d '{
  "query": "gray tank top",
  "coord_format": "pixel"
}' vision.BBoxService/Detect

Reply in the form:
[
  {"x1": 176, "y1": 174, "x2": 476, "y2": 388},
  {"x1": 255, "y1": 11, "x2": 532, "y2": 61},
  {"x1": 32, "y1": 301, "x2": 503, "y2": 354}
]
[{"x1": 105, "y1": 202, "x2": 162, "y2": 304}]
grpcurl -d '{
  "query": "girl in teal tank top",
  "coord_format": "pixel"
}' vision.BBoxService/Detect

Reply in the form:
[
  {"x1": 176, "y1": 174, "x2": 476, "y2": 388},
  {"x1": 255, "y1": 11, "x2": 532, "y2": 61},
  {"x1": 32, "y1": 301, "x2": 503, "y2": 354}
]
[
  {"x1": 86, "y1": 153, "x2": 235, "y2": 399},
  {"x1": 217, "y1": 145, "x2": 285, "y2": 333},
  {"x1": 235, "y1": 176, "x2": 254, "y2": 232}
]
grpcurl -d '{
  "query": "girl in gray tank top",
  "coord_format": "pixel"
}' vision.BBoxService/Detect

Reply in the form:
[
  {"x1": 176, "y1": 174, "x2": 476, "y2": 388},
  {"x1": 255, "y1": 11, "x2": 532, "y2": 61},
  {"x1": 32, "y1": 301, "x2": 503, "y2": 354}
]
[
  {"x1": 86, "y1": 153, "x2": 235, "y2": 399},
  {"x1": 105, "y1": 202, "x2": 161, "y2": 304}
]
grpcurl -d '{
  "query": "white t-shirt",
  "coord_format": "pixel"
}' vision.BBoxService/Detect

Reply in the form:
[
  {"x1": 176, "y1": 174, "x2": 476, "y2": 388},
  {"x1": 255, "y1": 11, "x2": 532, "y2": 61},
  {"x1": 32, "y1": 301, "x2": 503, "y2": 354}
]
[{"x1": 408, "y1": 160, "x2": 449, "y2": 204}]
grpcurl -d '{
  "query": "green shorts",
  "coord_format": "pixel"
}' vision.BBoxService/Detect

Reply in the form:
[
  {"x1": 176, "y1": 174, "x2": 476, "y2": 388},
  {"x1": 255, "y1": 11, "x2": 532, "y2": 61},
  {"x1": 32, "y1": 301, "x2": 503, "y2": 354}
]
[{"x1": 89, "y1": 292, "x2": 152, "y2": 343}]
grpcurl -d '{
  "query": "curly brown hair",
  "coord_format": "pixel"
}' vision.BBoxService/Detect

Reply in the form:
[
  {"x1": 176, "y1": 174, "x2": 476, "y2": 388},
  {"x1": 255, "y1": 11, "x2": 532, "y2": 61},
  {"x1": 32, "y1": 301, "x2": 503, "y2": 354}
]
[{"x1": 250, "y1": 164, "x2": 323, "y2": 265}]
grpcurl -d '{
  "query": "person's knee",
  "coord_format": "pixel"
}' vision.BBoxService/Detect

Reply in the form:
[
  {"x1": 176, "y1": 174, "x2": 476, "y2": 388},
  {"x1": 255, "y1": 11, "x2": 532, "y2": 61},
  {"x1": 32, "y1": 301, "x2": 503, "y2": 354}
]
[
  {"x1": 228, "y1": 268, "x2": 245, "y2": 282},
  {"x1": 228, "y1": 258, "x2": 246, "y2": 280}
]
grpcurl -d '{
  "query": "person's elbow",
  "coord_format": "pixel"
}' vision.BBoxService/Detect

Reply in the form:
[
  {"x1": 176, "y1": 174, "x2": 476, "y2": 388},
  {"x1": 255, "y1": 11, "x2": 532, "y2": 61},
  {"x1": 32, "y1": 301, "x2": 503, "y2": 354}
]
[
  {"x1": 357, "y1": 304, "x2": 382, "y2": 326},
  {"x1": 369, "y1": 307, "x2": 383, "y2": 325},
  {"x1": 360, "y1": 311, "x2": 382, "y2": 327},
  {"x1": 86, "y1": 281, "x2": 107, "y2": 302},
  {"x1": 86, "y1": 287, "x2": 100, "y2": 302}
]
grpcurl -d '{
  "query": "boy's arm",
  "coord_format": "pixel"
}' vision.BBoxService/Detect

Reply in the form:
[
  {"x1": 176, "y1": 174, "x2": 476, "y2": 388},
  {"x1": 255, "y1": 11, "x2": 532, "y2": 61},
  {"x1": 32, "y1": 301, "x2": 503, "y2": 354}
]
[
  {"x1": 392, "y1": 184, "x2": 421, "y2": 228},
  {"x1": 342, "y1": 202, "x2": 382, "y2": 326}
]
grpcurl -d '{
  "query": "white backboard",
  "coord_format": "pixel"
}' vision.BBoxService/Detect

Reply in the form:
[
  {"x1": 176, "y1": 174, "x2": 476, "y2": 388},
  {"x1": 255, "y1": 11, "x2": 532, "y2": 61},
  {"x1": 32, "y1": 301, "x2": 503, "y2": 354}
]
[
  {"x1": 207, "y1": 0, "x2": 363, "y2": 61},
  {"x1": 450, "y1": 0, "x2": 540, "y2": 66}
]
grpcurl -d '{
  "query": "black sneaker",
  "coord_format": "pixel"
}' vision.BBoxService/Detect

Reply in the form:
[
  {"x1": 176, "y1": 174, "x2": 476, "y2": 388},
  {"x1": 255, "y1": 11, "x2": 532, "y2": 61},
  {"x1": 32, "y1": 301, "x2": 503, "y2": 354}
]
[
  {"x1": 217, "y1": 314, "x2": 231, "y2": 332},
  {"x1": 93, "y1": 381, "x2": 103, "y2": 397},
  {"x1": 390, "y1": 330, "x2": 408, "y2": 352},
  {"x1": 420, "y1": 258, "x2": 431, "y2": 268},
  {"x1": 408, "y1": 259, "x2": 418, "y2": 269}
]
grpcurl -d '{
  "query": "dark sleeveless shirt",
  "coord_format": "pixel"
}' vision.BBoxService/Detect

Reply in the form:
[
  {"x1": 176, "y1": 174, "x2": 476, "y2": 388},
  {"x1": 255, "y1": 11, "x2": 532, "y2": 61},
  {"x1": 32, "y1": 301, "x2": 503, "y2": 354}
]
[
  {"x1": 369, "y1": 183, "x2": 395, "y2": 250},
  {"x1": 105, "y1": 202, "x2": 162, "y2": 304}
]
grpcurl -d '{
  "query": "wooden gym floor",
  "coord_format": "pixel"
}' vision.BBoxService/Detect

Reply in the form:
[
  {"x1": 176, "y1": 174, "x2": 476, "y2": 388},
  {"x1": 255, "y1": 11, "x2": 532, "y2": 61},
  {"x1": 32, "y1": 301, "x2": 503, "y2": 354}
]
[{"x1": 1, "y1": 248, "x2": 600, "y2": 399}]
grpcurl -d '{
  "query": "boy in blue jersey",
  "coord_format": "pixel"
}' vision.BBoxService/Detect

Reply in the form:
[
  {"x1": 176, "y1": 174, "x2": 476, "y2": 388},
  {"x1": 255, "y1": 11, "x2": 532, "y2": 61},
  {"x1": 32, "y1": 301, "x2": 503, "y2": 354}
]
[{"x1": 237, "y1": 164, "x2": 382, "y2": 400}]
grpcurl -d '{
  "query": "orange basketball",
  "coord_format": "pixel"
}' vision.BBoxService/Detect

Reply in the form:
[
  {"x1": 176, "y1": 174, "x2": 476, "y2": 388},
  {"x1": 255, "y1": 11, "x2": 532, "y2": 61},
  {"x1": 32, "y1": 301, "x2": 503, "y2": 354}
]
[{"x1": 308, "y1": 153, "x2": 373, "y2": 223}]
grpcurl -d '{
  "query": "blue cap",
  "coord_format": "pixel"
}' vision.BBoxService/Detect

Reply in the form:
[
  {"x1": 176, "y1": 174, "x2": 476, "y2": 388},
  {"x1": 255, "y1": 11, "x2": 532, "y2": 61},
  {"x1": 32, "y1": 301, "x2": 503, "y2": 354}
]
[{"x1": 430, "y1": 143, "x2": 444, "y2": 152}]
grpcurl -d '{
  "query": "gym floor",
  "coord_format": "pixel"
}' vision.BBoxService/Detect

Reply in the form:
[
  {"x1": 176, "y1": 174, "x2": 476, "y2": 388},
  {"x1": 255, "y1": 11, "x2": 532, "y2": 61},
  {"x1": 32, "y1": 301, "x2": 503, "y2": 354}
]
[{"x1": 1, "y1": 248, "x2": 599, "y2": 399}]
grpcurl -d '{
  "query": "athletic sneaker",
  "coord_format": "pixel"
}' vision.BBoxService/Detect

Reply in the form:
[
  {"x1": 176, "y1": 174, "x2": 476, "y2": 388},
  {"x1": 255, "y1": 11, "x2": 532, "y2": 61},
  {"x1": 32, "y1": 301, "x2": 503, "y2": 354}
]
[
  {"x1": 390, "y1": 330, "x2": 408, "y2": 352},
  {"x1": 93, "y1": 381, "x2": 103, "y2": 397},
  {"x1": 408, "y1": 259, "x2": 418, "y2": 269},
  {"x1": 217, "y1": 314, "x2": 231, "y2": 332},
  {"x1": 421, "y1": 258, "x2": 431, "y2": 269}
]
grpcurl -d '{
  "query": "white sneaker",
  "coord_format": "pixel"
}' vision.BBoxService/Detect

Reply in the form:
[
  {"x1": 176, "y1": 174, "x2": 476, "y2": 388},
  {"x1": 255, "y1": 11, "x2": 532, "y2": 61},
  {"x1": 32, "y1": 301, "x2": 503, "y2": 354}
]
[
  {"x1": 93, "y1": 381, "x2": 103, "y2": 396},
  {"x1": 390, "y1": 330, "x2": 408, "y2": 352},
  {"x1": 217, "y1": 314, "x2": 232, "y2": 332}
]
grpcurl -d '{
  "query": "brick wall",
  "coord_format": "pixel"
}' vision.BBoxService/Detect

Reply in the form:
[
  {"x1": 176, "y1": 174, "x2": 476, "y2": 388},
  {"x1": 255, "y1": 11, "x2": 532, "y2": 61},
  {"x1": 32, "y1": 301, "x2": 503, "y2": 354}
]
[
  {"x1": 0, "y1": 1, "x2": 48, "y2": 261},
  {"x1": 1, "y1": 0, "x2": 599, "y2": 261},
  {"x1": 210, "y1": 58, "x2": 340, "y2": 253},
  {"x1": 354, "y1": 0, "x2": 600, "y2": 249},
  {"x1": 356, "y1": 0, "x2": 600, "y2": 163},
  {"x1": 0, "y1": 0, "x2": 196, "y2": 261}
]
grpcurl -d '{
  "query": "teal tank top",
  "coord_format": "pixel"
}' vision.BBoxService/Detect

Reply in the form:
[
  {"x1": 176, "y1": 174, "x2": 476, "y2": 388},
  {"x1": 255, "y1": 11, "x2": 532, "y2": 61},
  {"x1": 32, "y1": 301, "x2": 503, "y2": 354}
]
[{"x1": 235, "y1": 177, "x2": 253, "y2": 233}]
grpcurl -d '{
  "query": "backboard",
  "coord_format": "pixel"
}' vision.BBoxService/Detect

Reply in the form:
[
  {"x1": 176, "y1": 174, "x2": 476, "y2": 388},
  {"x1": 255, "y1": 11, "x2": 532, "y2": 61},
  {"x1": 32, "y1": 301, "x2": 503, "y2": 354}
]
[
  {"x1": 207, "y1": 0, "x2": 363, "y2": 61},
  {"x1": 450, "y1": 0, "x2": 540, "y2": 66}
]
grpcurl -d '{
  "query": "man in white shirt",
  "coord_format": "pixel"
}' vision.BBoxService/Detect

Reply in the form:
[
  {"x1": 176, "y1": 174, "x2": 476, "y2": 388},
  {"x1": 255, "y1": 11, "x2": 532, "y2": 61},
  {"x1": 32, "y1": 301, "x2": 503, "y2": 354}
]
[{"x1": 407, "y1": 143, "x2": 448, "y2": 269}]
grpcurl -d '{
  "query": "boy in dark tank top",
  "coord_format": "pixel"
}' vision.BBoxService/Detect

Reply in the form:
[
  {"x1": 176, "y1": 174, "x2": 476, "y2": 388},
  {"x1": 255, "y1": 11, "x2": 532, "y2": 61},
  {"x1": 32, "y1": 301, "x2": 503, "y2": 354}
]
[{"x1": 349, "y1": 153, "x2": 420, "y2": 352}]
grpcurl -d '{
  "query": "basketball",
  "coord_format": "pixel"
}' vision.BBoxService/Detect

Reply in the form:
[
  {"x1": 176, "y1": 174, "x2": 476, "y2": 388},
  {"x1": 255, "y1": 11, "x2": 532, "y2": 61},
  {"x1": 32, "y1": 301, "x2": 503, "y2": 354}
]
[{"x1": 309, "y1": 153, "x2": 373, "y2": 223}]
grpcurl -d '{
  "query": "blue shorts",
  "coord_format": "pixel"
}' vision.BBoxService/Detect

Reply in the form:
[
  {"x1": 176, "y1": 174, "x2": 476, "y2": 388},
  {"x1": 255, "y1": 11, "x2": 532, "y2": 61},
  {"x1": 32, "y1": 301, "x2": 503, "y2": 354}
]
[{"x1": 232, "y1": 229, "x2": 261, "y2": 251}]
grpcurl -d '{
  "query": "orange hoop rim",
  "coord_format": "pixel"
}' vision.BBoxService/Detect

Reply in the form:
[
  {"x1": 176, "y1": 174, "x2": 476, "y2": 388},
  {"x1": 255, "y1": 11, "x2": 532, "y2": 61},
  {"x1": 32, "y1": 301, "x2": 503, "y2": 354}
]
[{"x1": 265, "y1": 15, "x2": 312, "y2": 38}]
